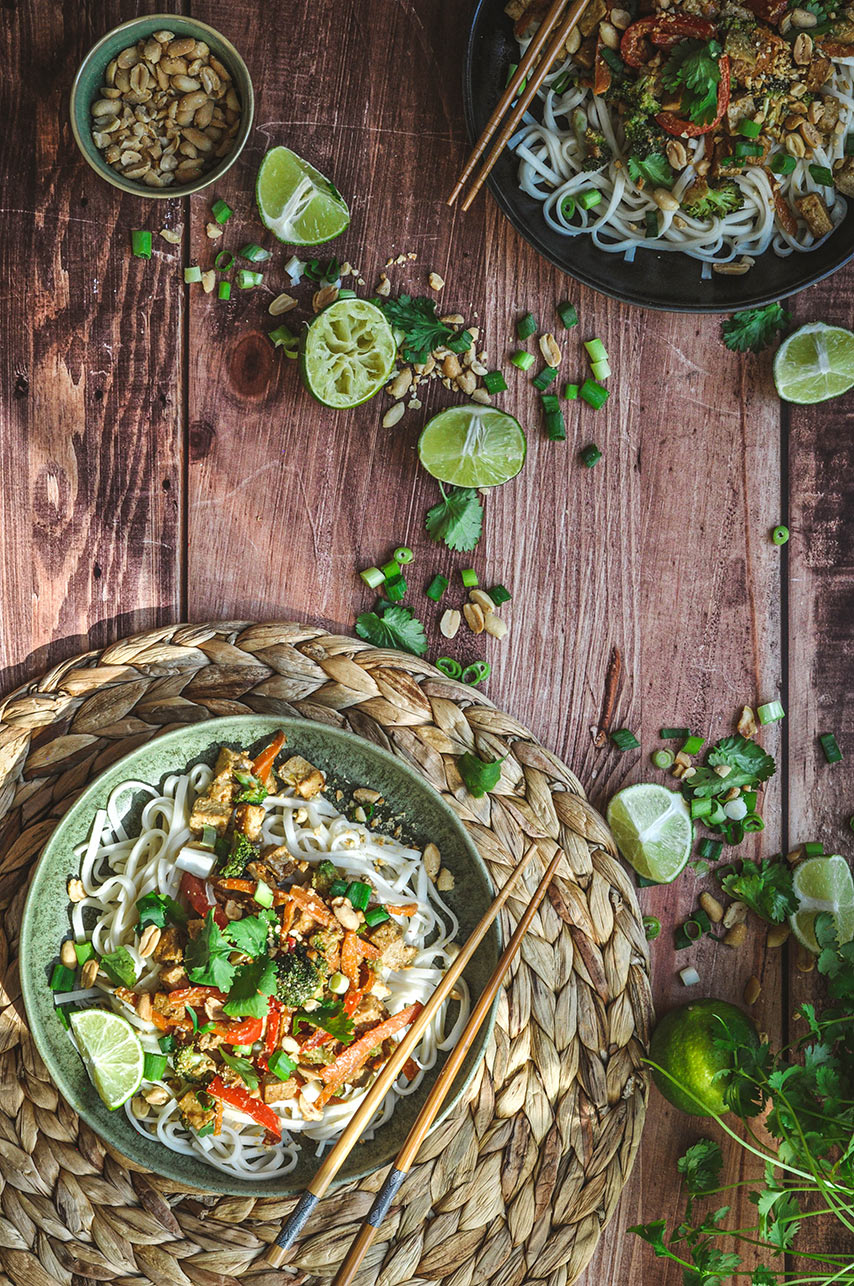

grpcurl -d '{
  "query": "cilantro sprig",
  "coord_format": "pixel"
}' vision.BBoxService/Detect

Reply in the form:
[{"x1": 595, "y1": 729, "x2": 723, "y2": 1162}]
[
  {"x1": 721, "y1": 303, "x2": 792, "y2": 355},
  {"x1": 686, "y1": 735, "x2": 776, "y2": 799},
  {"x1": 292, "y1": 999, "x2": 354, "y2": 1045},
  {"x1": 661, "y1": 38, "x2": 723, "y2": 125},
  {"x1": 379, "y1": 294, "x2": 472, "y2": 365},
  {"x1": 425, "y1": 484, "x2": 483, "y2": 552},
  {"x1": 720, "y1": 859, "x2": 797, "y2": 925}
]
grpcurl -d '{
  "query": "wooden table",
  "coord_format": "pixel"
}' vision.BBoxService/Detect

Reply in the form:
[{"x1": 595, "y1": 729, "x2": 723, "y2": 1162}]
[{"x1": 2, "y1": 2, "x2": 852, "y2": 1281}]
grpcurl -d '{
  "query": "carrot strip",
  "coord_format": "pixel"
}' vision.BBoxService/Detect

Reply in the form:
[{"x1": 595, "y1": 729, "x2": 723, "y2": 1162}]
[
  {"x1": 151, "y1": 1010, "x2": 191, "y2": 1033},
  {"x1": 214, "y1": 1098, "x2": 223, "y2": 1137},
  {"x1": 252, "y1": 730, "x2": 285, "y2": 784},
  {"x1": 316, "y1": 1003, "x2": 423, "y2": 1107},
  {"x1": 340, "y1": 932, "x2": 361, "y2": 988},
  {"x1": 286, "y1": 885, "x2": 334, "y2": 925},
  {"x1": 384, "y1": 904, "x2": 418, "y2": 917}
]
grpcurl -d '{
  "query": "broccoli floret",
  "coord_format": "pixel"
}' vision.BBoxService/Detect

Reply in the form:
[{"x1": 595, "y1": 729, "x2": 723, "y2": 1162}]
[
  {"x1": 681, "y1": 181, "x2": 744, "y2": 220},
  {"x1": 220, "y1": 832, "x2": 256, "y2": 878},
  {"x1": 581, "y1": 129, "x2": 613, "y2": 172},
  {"x1": 275, "y1": 946, "x2": 320, "y2": 1008},
  {"x1": 173, "y1": 1044, "x2": 217, "y2": 1084},
  {"x1": 311, "y1": 860, "x2": 339, "y2": 895},
  {"x1": 623, "y1": 113, "x2": 668, "y2": 161},
  {"x1": 619, "y1": 74, "x2": 661, "y2": 119},
  {"x1": 717, "y1": 0, "x2": 758, "y2": 33}
]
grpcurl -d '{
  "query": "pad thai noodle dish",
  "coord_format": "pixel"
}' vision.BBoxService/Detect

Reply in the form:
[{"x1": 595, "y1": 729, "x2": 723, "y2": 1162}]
[
  {"x1": 506, "y1": 0, "x2": 854, "y2": 271},
  {"x1": 53, "y1": 732, "x2": 468, "y2": 1179}
]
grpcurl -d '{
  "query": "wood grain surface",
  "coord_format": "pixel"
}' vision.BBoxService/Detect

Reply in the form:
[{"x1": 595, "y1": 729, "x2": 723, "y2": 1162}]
[{"x1": 1, "y1": 0, "x2": 852, "y2": 1282}]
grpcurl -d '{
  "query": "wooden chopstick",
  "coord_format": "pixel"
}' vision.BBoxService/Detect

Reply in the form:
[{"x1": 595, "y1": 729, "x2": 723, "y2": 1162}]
[
  {"x1": 447, "y1": 0, "x2": 570, "y2": 207},
  {"x1": 331, "y1": 845, "x2": 566, "y2": 1286},
  {"x1": 450, "y1": 0, "x2": 594, "y2": 212},
  {"x1": 263, "y1": 844, "x2": 541, "y2": 1268}
]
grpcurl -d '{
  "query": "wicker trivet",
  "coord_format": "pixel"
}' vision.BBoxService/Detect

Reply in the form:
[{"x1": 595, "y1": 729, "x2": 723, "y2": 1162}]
[{"x1": 0, "y1": 622, "x2": 653, "y2": 1286}]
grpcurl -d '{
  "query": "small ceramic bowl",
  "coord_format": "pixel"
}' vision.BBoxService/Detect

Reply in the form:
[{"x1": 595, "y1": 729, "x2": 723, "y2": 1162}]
[{"x1": 70, "y1": 15, "x2": 254, "y2": 199}]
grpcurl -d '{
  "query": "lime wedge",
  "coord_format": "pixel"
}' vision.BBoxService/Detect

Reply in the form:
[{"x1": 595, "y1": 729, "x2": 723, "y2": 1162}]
[
  {"x1": 70, "y1": 1009, "x2": 144, "y2": 1110},
  {"x1": 606, "y1": 783, "x2": 693, "y2": 884},
  {"x1": 301, "y1": 298, "x2": 397, "y2": 408},
  {"x1": 790, "y1": 854, "x2": 854, "y2": 953},
  {"x1": 256, "y1": 146, "x2": 350, "y2": 246},
  {"x1": 418, "y1": 406, "x2": 527, "y2": 487},
  {"x1": 773, "y1": 323, "x2": 854, "y2": 404}
]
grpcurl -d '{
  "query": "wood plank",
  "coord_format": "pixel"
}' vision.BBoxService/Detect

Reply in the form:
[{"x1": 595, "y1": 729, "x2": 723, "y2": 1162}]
[{"x1": 0, "y1": 2, "x2": 184, "y2": 696}]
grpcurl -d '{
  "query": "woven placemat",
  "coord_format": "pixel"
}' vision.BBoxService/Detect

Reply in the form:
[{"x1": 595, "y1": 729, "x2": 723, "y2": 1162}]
[{"x1": 0, "y1": 621, "x2": 653, "y2": 1286}]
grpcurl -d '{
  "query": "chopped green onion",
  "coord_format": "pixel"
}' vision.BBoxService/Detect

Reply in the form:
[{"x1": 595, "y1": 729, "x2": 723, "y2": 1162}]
[
  {"x1": 689, "y1": 859, "x2": 711, "y2": 877},
  {"x1": 545, "y1": 410, "x2": 566, "y2": 441},
  {"x1": 645, "y1": 210, "x2": 659, "y2": 238},
  {"x1": 770, "y1": 153, "x2": 797, "y2": 176},
  {"x1": 516, "y1": 312, "x2": 537, "y2": 340},
  {"x1": 436, "y1": 656, "x2": 463, "y2": 679},
  {"x1": 820, "y1": 732, "x2": 842, "y2": 764},
  {"x1": 660, "y1": 727, "x2": 689, "y2": 739},
  {"x1": 337, "y1": 287, "x2": 357, "y2": 298},
  {"x1": 551, "y1": 70, "x2": 572, "y2": 95},
  {"x1": 564, "y1": 382, "x2": 579, "y2": 400},
  {"x1": 269, "y1": 325, "x2": 297, "y2": 352},
  {"x1": 360, "y1": 566, "x2": 385, "y2": 589},
  {"x1": 364, "y1": 906, "x2": 391, "y2": 928},
  {"x1": 56, "y1": 1006, "x2": 72, "y2": 1030},
  {"x1": 579, "y1": 378, "x2": 609, "y2": 409},
  {"x1": 461, "y1": 569, "x2": 478, "y2": 588},
  {"x1": 560, "y1": 195, "x2": 576, "y2": 221},
  {"x1": 131, "y1": 229, "x2": 152, "y2": 259},
  {"x1": 611, "y1": 728, "x2": 640, "y2": 751},
  {"x1": 803, "y1": 840, "x2": 824, "y2": 856},
  {"x1": 742, "y1": 791, "x2": 757, "y2": 813},
  {"x1": 652, "y1": 749, "x2": 674, "y2": 770},
  {"x1": 772, "y1": 525, "x2": 789, "y2": 545},
  {"x1": 426, "y1": 574, "x2": 448, "y2": 601},
  {"x1": 681, "y1": 735, "x2": 705, "y2": 756},
  {"x1": 734, "y1": 140, "x2": 763, "y2": 158},
  {"x1": 196, "y1": 1123, "x2": 215, "y2": 1138},
  {"x1": 707, "y1": 800, "x2": 727, "y2": 827},
  {"x1": 488, "y1": 585, "x2": 511, "y2": 605},
  {"x1": 510, "y1": 350, "x2": 535, "y2": 371},
  {"x1": 394, "y1": 546, "x2": 414, "y2": 565},
  {"x1": 253, "y1": 879, "x2": 274, "y2": 908},
  {"x1": 809, "y1": 164, "x2": 834, "y2": 186},
  {"x1": 580, "y1": 443, "x2": 602, "y2": 468},
  {"x1": 697, "y1": 838, "x2": 723, "y2": 861},
  {"x1": 231, "y1": 1045, "x2": 253, "y2": 1056},
  {"x1": 540, "y1": 393, "x2": 561, "y2": 414},
  {"x1": 303, "y1": 258, "x2": 322, "y2": 281},
  {"x1": 236, "y1": 269, "x2": 263, "y2": 289},
  {"x1": 50, "y1": 963, "x2": 76, "y2": 992},
  {"x1": 325, "y1": 257, "x2": 340, "y2": 282},
  {"x1": 329, "y1": 879, "x2": 348, "y2": 899},
  {"x1": 74, "y1": 941, "x2": 96, "y2": 965},
  {"x1": 211, "y1": 198, "x2": 233, "y2": 223},
  {"x1": 184, "y1": 265, "x2": 202, "y2": 284},
  {"x1": 558, "y1": 302, "x2": 578, "y2": 329},
  {"x1": 738, "y1": 119, "x2": 762, "y2": 138},
  {"x1": 533, "y1": 366, "x2": 558, "y2": 391},
  {"x1": 643, "y1": 916, "x2": 661, "y2": 941},
  {"x1": 385, "y1": 576, "x2": 407, "y2": 602},
  {"x1": 461, "y1": 660, "x2": 491, "y2": 686},
  {"x1": 482, "y1": 370, "x2": 507, "y2": 394},
  {"x1": 505, "y1": 62, "x2": 518, "y2": 86},
  {"x1": 218, "y1": 282, "x2": 231, "y2": 301},
  {"x1": 240, "y1": 243, "x2": 271, "y2": 262},
  {"x1": 584, "y1": 338, "x2": 608, "y2": 364},
  {"x1": 590, "y1": 359, "x2": 611, "y2": 381},
  {"x1": 577, "y1": 189, "x2": 602, "y2": 210},
  {"x1": 381, "y1": 558, "x2": 401, "y2": 581},
  {"x1": 742, "y1": 814, "x2": 764, "y2": 832},
  {"x1": 346, "y1": 881, "x2": 371, "y2": 911},
  {"x1": 214, "y1": 250, "x2": 234, "y2": 270},
  {"x1": 143, "y1": 1052, "x2": 167, "y2": 1081},
  {"x1": 757, "y1": 700, "x2": 785, "y2": 724},
  {"x1": 268, "y1": 1050, "x2": 297, "y2": 1082},
  {"x1": 690, "y1": 797, "x2": 714, "y2": 820}
]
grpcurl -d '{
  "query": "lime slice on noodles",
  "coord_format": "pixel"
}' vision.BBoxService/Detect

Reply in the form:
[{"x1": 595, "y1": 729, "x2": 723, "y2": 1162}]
[
  {"x1": 773, "y1": 323, "x2": 854, "y2": 404},
  {"x1": 70, "y1": 1009, "x2": 144, "y2": 1110},
  {"x1": 790, "y1": 854, "x2": 854, "y2": 953},
  {"x1": 301, "y1": 298, "x2": 397, "y2": 408},
  {"x1": 606, "y1": 783, "x2": 693, "y2": 884},
  {"x1": 417, "y1": 406, "x2": 527, "y2": 487},
  {"x1": 256, "y1": 146, "x2": 350, "y2": 246}
]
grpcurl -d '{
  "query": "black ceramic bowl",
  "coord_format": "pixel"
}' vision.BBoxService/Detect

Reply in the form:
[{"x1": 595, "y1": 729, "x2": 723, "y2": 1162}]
[{"x1": 464, "y1": 0, "x2": 854, "y2": 312}]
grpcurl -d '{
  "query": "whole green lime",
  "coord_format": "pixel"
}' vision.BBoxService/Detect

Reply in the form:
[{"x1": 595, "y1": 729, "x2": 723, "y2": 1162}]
[{"x1": 648, "y1": 998, "x2": 759, "y2": 1117}]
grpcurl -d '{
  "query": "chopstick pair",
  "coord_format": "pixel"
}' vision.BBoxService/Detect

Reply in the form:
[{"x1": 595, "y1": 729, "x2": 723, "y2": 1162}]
[
  {"x1": 447, "y1": 0, "x2": 594, "y2": 211},
  {"x1": 263, "y1": 842, "x2": 564, "y2": 1273}
]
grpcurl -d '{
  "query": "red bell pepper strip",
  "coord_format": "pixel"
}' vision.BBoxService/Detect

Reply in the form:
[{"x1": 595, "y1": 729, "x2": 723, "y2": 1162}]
[
  {"x1": 213, "y1": 1098, "x2": 223, "y2": 1137},
  {"x1": 207, "y1": 1075, "x2": 281, "y2": 1139},
  {"x1": 252, "y1": 730, "x2": 286, "y2": 785},
  {"x1": 180, "y1": 872, "x2": 227, "y2": 929},
  {"x1": 151, "y1": 1009, "x2": 191, "y2": 1033},
  {"x1": 620, "y1": 14, "x2": 717, "y2": 67},
  {"x1": 819, "y1": 39, "x2": 854, "y2": 56},
  {"x1": 168, "y1": 985, "x2": 226, "y2": 1005},
  {"x1": 656, "y1": 53, "x2": 731, "y2": 137},
  {"x1": 744, "y1": 0, "x2": 788, "y2": 23},
  {"x1": 213, "y1": 877, "x2": 290, "y2": 906},
  {"x1": 316, "y1": 1003, "x2": 423, "y2": 1107},
  {"x1": 218, "y1": 1016, "x2": 264, "y2": 1046}
]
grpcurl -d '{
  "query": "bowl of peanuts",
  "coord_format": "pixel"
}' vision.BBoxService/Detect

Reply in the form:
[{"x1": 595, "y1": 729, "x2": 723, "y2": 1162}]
[{"x1": 70, "y1": 15, "x2": 254, "y2": 198}]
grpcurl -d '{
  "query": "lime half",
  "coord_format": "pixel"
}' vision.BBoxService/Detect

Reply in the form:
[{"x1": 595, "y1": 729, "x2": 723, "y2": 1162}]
[
  {"x1": 418, "y1": 405, "x2": 527, "y2": 487},
  {"x1": 790, "y1": 854, "x2": 854, "y2": 953},
  {"x1": 256, "y1": 146, "x2": 350, "y2": 246},
  {"x1": 301, "y1": 298, "x2": 397, "y2": 408},
  {"x1": 606, "y1": 783, "x2": 693, "y2": 883},
  {"x1": 773, "y1": 323, "x2": 854, "y2": 404},
  {"x1": 70, "y1": 1009, "x2": 144, "y2": 1110}
]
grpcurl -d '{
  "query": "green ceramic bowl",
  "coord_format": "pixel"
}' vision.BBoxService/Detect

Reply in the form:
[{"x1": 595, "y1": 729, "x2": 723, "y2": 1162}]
[
  {"x1": 70, "y1": 15, "x2": 254, "y2": 198},
  {"x1": 20, "y1": 716, "x2": 499, "y2": 1196}
]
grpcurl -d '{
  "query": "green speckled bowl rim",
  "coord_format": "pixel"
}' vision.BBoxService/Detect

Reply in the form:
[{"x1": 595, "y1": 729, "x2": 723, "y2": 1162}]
[
  {"x1": 69, "y1": 15, "x2": 254, "y2": 199},
  {"x1": 20, "y1": 715, "x2": 500, "y2": 1196}
]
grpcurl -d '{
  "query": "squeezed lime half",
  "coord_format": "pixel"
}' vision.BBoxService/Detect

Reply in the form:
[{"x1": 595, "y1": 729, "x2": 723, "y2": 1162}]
[{"x1": 301, "y1": 298, "x2": 397, "y2": 408}]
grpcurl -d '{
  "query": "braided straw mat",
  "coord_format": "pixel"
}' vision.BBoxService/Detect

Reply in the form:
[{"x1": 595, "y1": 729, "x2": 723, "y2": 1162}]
[{"x1": 0, "y1": 622, "x2": 653, "y2": 1286}]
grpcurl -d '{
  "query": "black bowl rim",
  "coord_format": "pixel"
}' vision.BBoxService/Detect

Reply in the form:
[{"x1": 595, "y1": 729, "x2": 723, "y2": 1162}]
[{"x1": 462, "y1": 0, "x2": 854, "y2": 313}]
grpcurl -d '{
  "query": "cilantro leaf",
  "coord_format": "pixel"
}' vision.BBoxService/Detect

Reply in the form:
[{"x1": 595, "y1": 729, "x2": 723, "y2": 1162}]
[
  {"x1": 721, "y1": 303, "x2": 791, "y2": 355},
  {"x1": 457, "y1": 751, "x2": 505, "y2": 799},
  {"x1": 292, "y1": 998, "x2": 354, "y2": 1045},
  {"x1": 628, "y1": 1221, "x2": 669, "y2": 1257},
  {"x1": 222, "y1": 958, "x2": 277, "y2": 1019},
  {"x1": 720, "y1": 860, "x2": 797, "y2": 925},
  {"x1": 686, "y1": 734, "x2": 775, "y2": 798},
  {"x1": 752, "y1": 1270, "x2": 779, "y2": 1286},
  {"x1": 219, "y1": 1049, "x2": 260, "y2": 1090},
  {"x1": 627, "y1": 152, "x2": 674, "y2": 189},
  {"x1": 425, "y1": 484, "x2": 483, "y2": 552},
  {"x1": 225, "y1": 914, "x2": 271, "y2": 959},
  {"x1": 379, "y1": 294, "x2": 464, "y2": 365},
  {"x1": 677, "y1": 1140, "x2": 723, "y2": 1196},
  {"x1": 185, "y1": 910, "x2": 237, "y2": 991},
  {"x1": 662, "y1": 39, "x2": 722, "y2": 125},
  {"x1": 100, "y1": 945, "x2": 137, "y2": 988},
  {"x1": 135, "y1": 892, "x2": 187, "y2": 933},
  {"x1": 356, "y1": 604, "x2": 428, "y2": 656}
]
